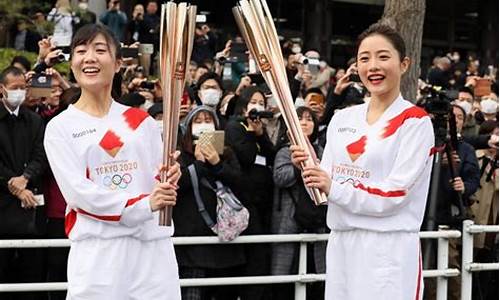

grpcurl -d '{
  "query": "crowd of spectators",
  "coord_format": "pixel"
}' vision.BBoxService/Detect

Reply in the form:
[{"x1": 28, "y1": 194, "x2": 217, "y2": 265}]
[{"x1": 0, "y1": 1, "x2": 498, "y2": 300}]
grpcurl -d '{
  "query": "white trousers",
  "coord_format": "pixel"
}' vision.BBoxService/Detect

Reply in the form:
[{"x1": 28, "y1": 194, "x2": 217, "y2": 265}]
[
  {"x1": 66, "y1": 237, "x2": 180, "y2": 300},
  {"x1": 325, "y1": 230, "x2": 423, "y2": 300}
]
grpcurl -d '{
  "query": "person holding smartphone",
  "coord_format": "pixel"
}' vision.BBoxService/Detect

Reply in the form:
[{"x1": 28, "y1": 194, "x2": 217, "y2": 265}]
[
  {"x1": 44, "y1": 24, "x2": 181, "y2": 299},
  {"x1": 291, "y1": 23, "x2": 435, "y2": 299}
]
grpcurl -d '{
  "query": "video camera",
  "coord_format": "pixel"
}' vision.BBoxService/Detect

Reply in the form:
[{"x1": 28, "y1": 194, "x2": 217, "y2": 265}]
[{"x1": 248, "y1": 109, "x2": 273, "y2": 121}]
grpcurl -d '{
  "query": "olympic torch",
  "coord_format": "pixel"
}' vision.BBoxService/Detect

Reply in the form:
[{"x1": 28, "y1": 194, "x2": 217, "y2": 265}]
[
  {"x1": 159, "y1": 2, "x2": 197, "y2": 226},
  {"x1": 233, "y1": 0, "x2": 327, "y2": 205}
]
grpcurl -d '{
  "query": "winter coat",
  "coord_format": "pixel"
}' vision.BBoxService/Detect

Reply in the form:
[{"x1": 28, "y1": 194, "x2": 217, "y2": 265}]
[
  {"x1": 469, "y1": 150, "x2": 499, "y2": 248},
  {"x1": 270, "y1": 145, "x2": 327, "y2": 275}
]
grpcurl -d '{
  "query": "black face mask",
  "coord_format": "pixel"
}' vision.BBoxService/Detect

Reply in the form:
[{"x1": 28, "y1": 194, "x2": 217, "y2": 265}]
[{"x1": 474, "y1": 111, "x2": 485, "y2": 124}]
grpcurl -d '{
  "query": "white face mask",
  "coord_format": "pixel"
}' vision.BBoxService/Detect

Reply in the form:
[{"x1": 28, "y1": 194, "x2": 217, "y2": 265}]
[
  {"x1": 247, "y1": 103, "x2": 265, "y2": 113},
  {"x1": 4, "y1": 89, "x2": 26, "y2": 108},
  {"x1": 456, "y1": 100, "x2": 472, "y2": 115},
  {"x1": 78, "y1": 2, "x2": 89, "y2": 10},
  {"x1": 200, "y1": 89, "x2": 222, "y2": 107},
  {"x1": 192, "y1": 122, "x2": 215, "y2": 138}
]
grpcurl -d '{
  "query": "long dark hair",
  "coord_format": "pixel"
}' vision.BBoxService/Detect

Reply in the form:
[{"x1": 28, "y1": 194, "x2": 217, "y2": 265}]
[{"x1": 296, "y1": 106, "x2": 319, "y2": 143}]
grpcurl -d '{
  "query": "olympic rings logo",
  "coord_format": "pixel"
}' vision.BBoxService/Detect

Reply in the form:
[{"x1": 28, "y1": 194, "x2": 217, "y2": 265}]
[{"x1": 103, "y1": 173, "x2": 133, "y2": 190}]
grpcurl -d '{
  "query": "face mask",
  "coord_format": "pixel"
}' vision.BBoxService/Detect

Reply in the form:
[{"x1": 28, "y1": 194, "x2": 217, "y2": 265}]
[
  {"x1": 247, "y1": 103, "x2": 265, "y2": 113},
  {"x1": 78, "y1": 2, "x2": 89, "y2": 10},
  {"x1": 455, "y1": 101, "x2": 472, "y2": 115},
  {"x1": 192, "y1": 122, "x2": 215, "y2": 138},
  {"x1": 480, "y1": 99, "x2": 499, "y2": 115},
  {"x1": 200, "y1": 89, "x2": 221, "y2": 107},
  {"x1": 4, "y1": 89, "x2": 26, "y2": 108}
]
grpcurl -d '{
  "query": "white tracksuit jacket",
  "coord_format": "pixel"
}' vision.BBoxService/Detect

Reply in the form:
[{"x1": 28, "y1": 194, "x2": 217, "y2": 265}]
[
  {"x1": 320, "y1": 95, "x2": 434, "y2": 300},
  {"x1": 44, "y1": 101, "x2": 180, "y2": 299}
]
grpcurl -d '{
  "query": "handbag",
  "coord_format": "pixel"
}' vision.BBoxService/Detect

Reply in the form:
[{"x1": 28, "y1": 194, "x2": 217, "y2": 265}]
[{"x1": 188, "y1": 164, "x2": 249, "y2": 242}]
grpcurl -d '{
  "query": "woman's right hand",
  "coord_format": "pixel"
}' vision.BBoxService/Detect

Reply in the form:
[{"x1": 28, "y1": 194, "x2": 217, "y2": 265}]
[
  {"x1": 149, "y1": 182, "x2": 177, "y2": 212},
  {"x1": 290, "y1": 145, "x2": 309, "y2": 169},
  {"x1": 334, "y1": 63, "x2": 355, "y2": 95}
]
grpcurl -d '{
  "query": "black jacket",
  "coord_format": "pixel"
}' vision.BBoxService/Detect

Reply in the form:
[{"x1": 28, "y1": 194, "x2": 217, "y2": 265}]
[
  {"x1": 0, "y1": 104, "x2": 48, "y2": 235},
  {"x1": 173, "y1": 149, "x2": 246, "y2": 269},
  {"x1": 432, "y1": 141, "x2": 480, "y2": 226},
  {"x1": 225, "y1": 118, "x2": 276, "y2": 233}
]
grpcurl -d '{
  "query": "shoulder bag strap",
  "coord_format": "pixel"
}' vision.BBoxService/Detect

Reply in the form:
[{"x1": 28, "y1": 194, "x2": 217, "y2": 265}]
[{"x1": 188, "y1": 164, "x2": 216, "y2": 228}]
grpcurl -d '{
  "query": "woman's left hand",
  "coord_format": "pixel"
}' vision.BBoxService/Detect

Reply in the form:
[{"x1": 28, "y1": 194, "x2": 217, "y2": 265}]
[
  {"x1": 200, "y1": 144, "x2": 220, "y2": 166},
  {"x1": 302, "y1": 165, "x2": 332, "y2": 195}
]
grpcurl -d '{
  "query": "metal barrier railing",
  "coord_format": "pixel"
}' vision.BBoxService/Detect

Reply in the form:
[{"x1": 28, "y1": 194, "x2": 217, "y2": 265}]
[
  {"x1": 0, "y1": 229, "x2": 465, "y2": 300},
  {"x1": 461, "y1": 220, "x2": 500, "y2": 300}
]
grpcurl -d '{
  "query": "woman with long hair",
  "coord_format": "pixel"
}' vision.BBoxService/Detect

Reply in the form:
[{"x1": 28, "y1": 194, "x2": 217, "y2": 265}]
[
  {"x1": 44, "y1": 24, "x2": 181, "y2": 299},
  {"x1": 291, "y1": 23, "x2": 435, "y2": 299}
]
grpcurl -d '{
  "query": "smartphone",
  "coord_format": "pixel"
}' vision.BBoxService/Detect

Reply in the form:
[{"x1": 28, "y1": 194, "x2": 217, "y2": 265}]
[
  {"x1": 30, "y1": 73, "x2": 52, "y2": 98},
  {"x1": 349, "y1": 73, "x2": 361, "y2": 83},
  {"x1": 196, "y1": 14, "x2": 207, "y2": 23},
  {"x1": 21, "y1": 194, "x2": 45, "y2": 208},
  {"x1": 248, "y1": 73, "x2": 265, "y2": 85},
  {"x1": 121, "y1": 47, "x2": 139, "y2": 58},
  {"x1": 197, "y1": 130, "x2": 225, "y2": 155},
  {"x1": 228, "y1": 42, "x2": 248, "y2": 63},
  {"x1": 139, "y1": 43, "x2": 154, "y2": 55},
  {"x1": 181, "y1": 90, "x2": 189, "y2": 106}
]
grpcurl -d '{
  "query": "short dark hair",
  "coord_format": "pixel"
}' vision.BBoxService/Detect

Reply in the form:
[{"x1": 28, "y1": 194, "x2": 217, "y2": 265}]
[
  {"x1": 70, "y1": 24, "x2": 122, "y2": 59},
  {"x1": 356, "y1": 23, "x2": 406, "y2": 62},
  {"x1": 196, "y1": 72, "x2": 223, "y2": 91},
  {"x1": 304, "y1": 87, "x2": 324, "y2": 99},
  {"x1": 0, "y1": 66, "x2": 25, "y2": 85},
  {"x1": 296, "y1": 106, "x2": 319, "y2": 142},
  {"x1": 11, "y1": 56, "x2": 31, "y2": 72},
  {"x1": 459, "y1": 86, "x2": 473, "y2": 97}
]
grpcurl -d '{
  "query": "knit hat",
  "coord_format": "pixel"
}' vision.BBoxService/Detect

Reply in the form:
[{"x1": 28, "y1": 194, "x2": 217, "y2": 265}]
[{"x1": 183, "y1": 105, "x2": 220, "y2": 129}]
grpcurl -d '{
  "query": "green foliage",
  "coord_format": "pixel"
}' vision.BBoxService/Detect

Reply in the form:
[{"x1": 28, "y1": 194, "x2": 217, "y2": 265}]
[{"x1": 0, "y1": 48, "x2": 70, "y2": 75}]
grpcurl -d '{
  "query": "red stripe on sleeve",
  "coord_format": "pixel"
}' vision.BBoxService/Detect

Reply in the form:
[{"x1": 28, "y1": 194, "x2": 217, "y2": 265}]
[
  {"x1": 354, "y1": 182, "x2": 406, "y2": 197},
  {"x1": 126, "y1": 194, "x2": 149, "y2": 207},
  {"x1": 381, "y1": 106, "x2": 428, "y2": 139}
]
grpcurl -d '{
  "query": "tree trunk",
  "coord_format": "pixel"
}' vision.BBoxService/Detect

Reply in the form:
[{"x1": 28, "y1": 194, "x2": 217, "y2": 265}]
[
  {"x1": 379, "y1": 0, "x2": 425, "y2": 102},
  {"x1": 304, "y1": 0, "x2": 333, "y2": 62}
]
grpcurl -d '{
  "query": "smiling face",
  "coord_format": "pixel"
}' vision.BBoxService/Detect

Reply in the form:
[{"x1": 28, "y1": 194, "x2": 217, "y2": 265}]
[
  {"x1": 71, "y1": 34, "x2": 121, "y2": 91},
  {"x1": 357, "y1": 34, "x2": 409, "y2": 101}
]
